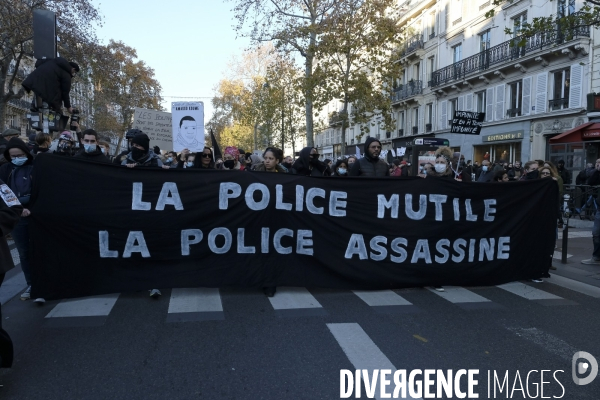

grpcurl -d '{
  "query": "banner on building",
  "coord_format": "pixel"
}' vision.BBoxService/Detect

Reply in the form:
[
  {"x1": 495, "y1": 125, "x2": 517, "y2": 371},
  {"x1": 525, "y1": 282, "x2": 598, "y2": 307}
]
[
  {"x1": 30, "y1": 156, "x2": 556, "y2": 300},
  {"x1": 171, "y1": 102, "x2": 205, "y2": 152},
  {"x1": 132, "y1": 108, "x2": 173, "y2": 151},
  {"x1": 450, "y1": 111, "x2": 485, "y2": 135}
]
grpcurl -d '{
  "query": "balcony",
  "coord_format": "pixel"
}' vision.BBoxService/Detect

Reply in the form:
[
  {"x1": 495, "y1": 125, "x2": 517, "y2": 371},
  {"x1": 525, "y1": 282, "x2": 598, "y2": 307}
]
[
  {"x1": 426, "y1": 123, "x2": 432, "y2": 133},
  {"x1": 506, "y1": 108, "x2": 522, "y2": 118},
  {"x1": 429, "y1": 18, "x2": 590, "y2": 88},
  {"x1": 549, "y1": 97, "x2": 569, "y2": 110},
  {"x1": 391, "y1": 81, "x2": 423, "y2": 104},
  {"x1": 397, "y1": 33, "x2": 424, "y2": 59},
  {"x1": 412, "y1": 126, "x2": 418, "y2": 135},
  {"x1": 8, "y1": 98, "x2": 31, "y2": 110},
  {"x1": 429, "y1": 32, "x2": 436, "y2": 40}
]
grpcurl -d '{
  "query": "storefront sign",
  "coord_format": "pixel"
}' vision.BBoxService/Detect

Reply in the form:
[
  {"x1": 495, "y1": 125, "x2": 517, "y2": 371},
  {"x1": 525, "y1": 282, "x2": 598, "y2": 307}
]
[
  {"x1": 483, "y1": 131, "x2": 524, "y2": 142},
  {"x1": 414, "y1": 138, "x2": 449, "y2": 146},
  {"x1": 582, "y1": 131, "x2": 600, "y2": 139}
]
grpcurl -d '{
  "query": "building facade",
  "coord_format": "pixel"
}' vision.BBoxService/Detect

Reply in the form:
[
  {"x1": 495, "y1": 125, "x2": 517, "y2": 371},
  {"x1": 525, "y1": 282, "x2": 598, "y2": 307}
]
[{"x1": 317, "y1": 0, "x2": 592, "y2": 182}]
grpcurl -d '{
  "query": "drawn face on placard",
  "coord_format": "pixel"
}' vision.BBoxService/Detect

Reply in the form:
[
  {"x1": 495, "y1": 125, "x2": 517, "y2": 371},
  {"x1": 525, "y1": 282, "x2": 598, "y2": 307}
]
[{"x1": 179, "y1": 116, "x2": 197, "y2": 143}]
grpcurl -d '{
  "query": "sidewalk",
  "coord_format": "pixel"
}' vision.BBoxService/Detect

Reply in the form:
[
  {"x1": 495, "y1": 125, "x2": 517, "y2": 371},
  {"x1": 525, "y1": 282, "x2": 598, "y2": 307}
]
[{"x1": 553, "y1": 228, "x2": 600, "y2": 287}]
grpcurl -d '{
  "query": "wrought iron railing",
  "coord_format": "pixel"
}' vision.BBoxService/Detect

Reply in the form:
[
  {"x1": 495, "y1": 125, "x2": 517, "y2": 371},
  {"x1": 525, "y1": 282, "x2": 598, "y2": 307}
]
[
  {"x1": 430, "y1": 19, "x2": 589, "y2": 88},
  {"x1": 549, "y1": 97, "x2": 569, "y2": 110},
  {"x1": 398, "y1": 33, "x2": 423, "y2": 58},
  {"x1": 391, "y1": 80, "x2": 423, "y2": 103},
  {"x1": 506, "y1": 108, "x2": 522, "y2": 118}
]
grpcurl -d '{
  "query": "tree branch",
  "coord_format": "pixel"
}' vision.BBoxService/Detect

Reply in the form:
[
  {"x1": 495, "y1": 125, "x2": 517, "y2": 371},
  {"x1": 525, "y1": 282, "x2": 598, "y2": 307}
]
[{"x1": 269, "y1": 0, "x2": 311, "y2": 20}]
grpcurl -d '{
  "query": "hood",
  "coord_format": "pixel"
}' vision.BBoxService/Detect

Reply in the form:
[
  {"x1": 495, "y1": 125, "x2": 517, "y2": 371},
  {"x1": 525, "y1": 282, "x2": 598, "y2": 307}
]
[
  {"x1": 4, "y1": 138, "x2": 34, "y2": 164},
  {"x1": 293, "y1": 147, "x2": 314, "y2": 170},
  {"x1": 363, "y1": 137, "x2": 382, "y2": 161},
  {"x1": 55, "y1": 57, "x2": 73, "y2": 75},
  {"x1": 249, "y1": 154, "x2": 264, "y2": 168}
]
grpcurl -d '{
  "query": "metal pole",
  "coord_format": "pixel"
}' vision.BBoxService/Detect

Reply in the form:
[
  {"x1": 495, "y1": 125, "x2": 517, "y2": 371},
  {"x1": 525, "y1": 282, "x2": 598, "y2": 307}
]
[
  {"x1": 281, "y1": 87, "x2": 285, "y2": 150},
  {"x1": 562, "y1": 193, "x2": 570, "y2": 264}
]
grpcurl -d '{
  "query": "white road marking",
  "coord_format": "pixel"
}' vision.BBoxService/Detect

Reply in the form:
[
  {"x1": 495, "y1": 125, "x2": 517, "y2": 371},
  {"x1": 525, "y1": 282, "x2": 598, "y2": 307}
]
[
  {"x1": 353, "y1": 290, "x2": 412, "y2": 306},
  {"x1": 553, "y1": 251, "x2": 573, "y2": 259},
  {"x1": 546, "y1": 275, "x2": 600, "y2": 298},
  {"x1": 268, "y1": 287, "x2": 322, "y2": 310},
  {"x1": 507, "y1": 327, "x2": 577, "y2": 361},
  {"x1": 168, "y1": 288, "x2": 223, "y2": 313},
  {"x1": 427, "y1": 286, "x2": 491, "y2": 303},
  {"x1": 497, "y1": 282, "x2": 562, "y2": 300},
  {"x1": 45, "y1": 294, "x2": 120, "y2": 318}
]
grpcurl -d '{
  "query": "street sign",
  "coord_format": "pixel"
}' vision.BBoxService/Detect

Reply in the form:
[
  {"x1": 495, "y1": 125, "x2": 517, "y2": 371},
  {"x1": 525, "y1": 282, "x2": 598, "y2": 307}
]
[{"x1": 413, "y1": 138, "x2": 449, "y2": 146}]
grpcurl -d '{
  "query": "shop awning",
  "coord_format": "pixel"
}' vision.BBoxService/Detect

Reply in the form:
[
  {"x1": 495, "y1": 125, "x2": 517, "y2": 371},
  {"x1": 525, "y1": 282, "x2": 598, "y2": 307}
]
[{"x1": 549, "y1": 122, "x2": 600, "y2": 143}]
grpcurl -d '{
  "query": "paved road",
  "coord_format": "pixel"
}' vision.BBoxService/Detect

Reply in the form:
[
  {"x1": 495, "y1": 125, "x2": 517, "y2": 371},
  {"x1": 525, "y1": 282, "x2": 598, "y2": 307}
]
[{"x1": 1, "y1": 233, "x2": 600, "y2": 399}]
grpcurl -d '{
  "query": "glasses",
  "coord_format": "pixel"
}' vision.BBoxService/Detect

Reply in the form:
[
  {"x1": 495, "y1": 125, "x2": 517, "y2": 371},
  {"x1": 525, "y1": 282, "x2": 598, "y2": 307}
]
[{"x1": 201, "y1": 154, "x2": 212, "y2": 158}]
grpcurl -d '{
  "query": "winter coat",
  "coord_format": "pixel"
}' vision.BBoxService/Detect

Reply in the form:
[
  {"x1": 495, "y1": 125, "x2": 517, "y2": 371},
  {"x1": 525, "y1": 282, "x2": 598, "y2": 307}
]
[
  {"x1": 121, "y1": 150, "x2": 164, "y2": 167},
  {"x1": 292, "y1": 147, "x2": 327, "y2": 177},
  {"x1": 22, "y1": 57, "x2": 74, "y2": 111},
  {"x1": 350, "y1": 157, "x2": 390, "y2": 177},
  {"x1": 252, "y1": 164, "x2": 288, "y2": 173},
  {"x1": 0, "y1": 180, "x2": 22, "y2": 274},
  {"x1": 74, "y1": 147, "x2": 111, "y2": 164},
  {"x1": 477, "y1": 169, "x2": 494, "y2": 183}
]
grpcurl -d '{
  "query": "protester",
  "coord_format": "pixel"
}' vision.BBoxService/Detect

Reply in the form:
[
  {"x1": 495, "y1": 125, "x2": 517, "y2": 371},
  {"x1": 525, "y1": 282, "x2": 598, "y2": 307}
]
[
  {"x1": 332, "y1": 159, "x2": 349, "y2": 177},
  {"x1": 292, "y1": 147, "x2": 328, "y2": 176},
  {"x1": 98, "y1": 141, "x2": 111, "y2": 160},
  {"x1": 180, "y1": 152, "x2": 196, "y2": 168},
  {"x1": 424, "y1": 146, "x2": 453, "y2": 180},
  {"x1": 197, "y1": 147, "x2": 215, "y2": 169},
  {"x1": 347, "y1": 156, "x2": 357, "y2": 169},
  {"x1": 349, "y1": 137, "x2": 389, "y2": 177},
  {"x1": 122, "y1": 134, "x2": 168, "y2": 170},
  {"x1": 452, "y1": 152, "x2": 471, "y2": 182},
  {"x1": 493, "y1": 170, "x2": 509, "y2": 182},
  {"x1": 252, "y1": 147, "x2": 287, "y2": 297},
  {"x1": 507, "y1": 161, "x2": 524, "y2": 180},
  {"x1": 0, "y1": 129, "x2": 20, "y2": 165},
  {"x1": 520, "y1": 161, "x2": 540, "y2": 180},
  {"x1": 53, "y1": 131, "x2": 74, "y2": 156},
  {"x1": 581, "y1": 158, "x2": 600, "y2": 265},
  {"x1": 476, "y1": 160, "x2": 494, "y2": 182},
  {"x1": 73, "y1": 129, "x2": 110, "y2": 164},
  {"x1": 0, "y1": 139, "x2": 34, "y2": 300},
  {"x1": 0, "y1": 180, "x2": 23, "y2": 372},
  {"x1": 576, "y1": 163, "x2": 594, "y2": 185},
  {"x1": 33, "y1": 132, "x2": 52, "y2": 155},
  {"x1": 223, "y1": 146, "x2": 245, "y2": 171},
  {"x1": 113, "y1": 129, "x2": 143, "y2": 165},
  {"x1": 556, "y1": 160, "x2": 571, "y2": 185},
  {"x1": 22, "y1": 57, "x2": 79, "y2": 113}
]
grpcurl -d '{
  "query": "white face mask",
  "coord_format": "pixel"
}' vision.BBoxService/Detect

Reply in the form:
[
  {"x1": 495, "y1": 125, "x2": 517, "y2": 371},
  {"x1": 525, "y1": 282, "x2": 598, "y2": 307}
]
[
  {"x1": 482, "y1": 165, "x2": 489, "y2": 172},
  {"x1": 435, "y1": 164, "x2": 446, "y2": 173},
  {"x1": 338, "y1": 168, "x2": 347, "y2": 175}
]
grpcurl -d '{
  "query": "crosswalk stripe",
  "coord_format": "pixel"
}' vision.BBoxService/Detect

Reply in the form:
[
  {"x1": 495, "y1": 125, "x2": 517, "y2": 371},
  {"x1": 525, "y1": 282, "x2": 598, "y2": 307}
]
[
  {"x1": 546, "y1": 275, "x2": 600, "y2": 298},
  {"x1": 552, "y1": 251, "x2": 572, "y2": 259},
  {"x1": 268, "y1": 287, "x2": 327, "y2": 317},
  {"x1": 327, "y1": 323, "x2": 422, "y2": 400},
  {"x1": 166, "y1": 288, "x2": 224, "y2": 322},
  {"x1": 497, "y1": 282, "x2": 577, "y2": 306},
  {"x1": 44, "y1": 294, "x2": 120, "y2": 327},
  {"x1": 506, "y1": 327, "x2": 577, "y2": 362},
  {"x1": 353, "y1": 290, "x2": 412, "y2": 306},
  {"x1": 427, "y1": 286, "x2": 503, "y2": 310}
]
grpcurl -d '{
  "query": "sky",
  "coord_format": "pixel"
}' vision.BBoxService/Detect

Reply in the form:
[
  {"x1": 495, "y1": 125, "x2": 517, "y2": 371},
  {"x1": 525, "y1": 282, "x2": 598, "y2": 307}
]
[{"x1": 91, "y1": 0, "x2": 252, "y2": 125}]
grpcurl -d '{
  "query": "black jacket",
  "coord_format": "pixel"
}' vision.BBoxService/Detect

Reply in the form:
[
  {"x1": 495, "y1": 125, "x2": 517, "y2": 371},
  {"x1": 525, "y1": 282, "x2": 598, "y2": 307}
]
[
  {"x1": 292, "y1": 147, "x2": 327, "y2": 176},
  {"x1": 22, "y1": 57, "x2": 73, "y2": 111},
  {"x1": 0, "y1": 179, "x2": 22, "y2": 274},
  {"x1": 349, "y1": 137, "x2": 389, "y2": 177},
  {"x1": 557, "y1": 166, "x2": 571, "y2": 185},
  {"x1": 74, "y1": 147, "x2": 111, "y2": 164}
]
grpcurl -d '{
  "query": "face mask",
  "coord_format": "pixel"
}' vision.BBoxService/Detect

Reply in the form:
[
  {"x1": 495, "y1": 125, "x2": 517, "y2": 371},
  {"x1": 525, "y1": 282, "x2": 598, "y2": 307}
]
[
  {"x1": 101, "y1": 147, "x2": 106, "y2": 154},
  {"x1": 132, "y1": 148, "x2": 146, "y2": 161},
  {"x1": 282, "y1": 162, "x2": 292, "y2": 169},
  {"x1": 482, "y1": 166, "x2": 488, "y2": 172},
  {"x1": 338, "y1": 168, "x2": 347, "y2": 175},
  {"x1": 435, "y1": 164, "x2": 446, "y2": 174},
  {"x1": 58, "y1": 142, "x2": 71, "y2": 152},
  {"x1": 310, "y1": 154, "x2": 319, "y2": 159},
  {"x1": 167, "y1": 157, "x2": 173, "y2": 163},
  {"x1": 224, "y1": 160, "x2": 235, "y2": 169},
  {"x1": 11, "y1": 157, "x2": 27, "y2": 166},
  {"x1": 84, "y1": 143, "x2": 96, "y2": 153},
  {"x1": 186, "y1": 162, "x2": 194, "y2": 167}
]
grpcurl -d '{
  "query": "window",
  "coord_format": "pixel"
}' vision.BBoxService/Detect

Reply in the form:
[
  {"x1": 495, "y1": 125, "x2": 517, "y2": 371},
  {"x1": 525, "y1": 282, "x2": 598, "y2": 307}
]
[
  {"x1": 426, "y1": 103, "x2": 433, "y2": 132},
  {"x1": 453, "y1": 44, "x2": 462, "y2": 63},
  {"x1": 399, "y1": 111, "x2": 405, "y2": 136},
  {"x1": 558, "y1": 0, "x2": 575, "y2": 17},
  {"x1": 449, "y1": 98, "x2": 458, "y2": 124},
  {"x1": 429, "y1": 12, "x2": 436, "y2": 38},
  {"x1": 513, "y1": 13, "x2": 527, "y2": 36},
  {"x1": 551, "y1": 68, "x2": 570, "y2": 110},
  {"x1": 479, "y1": 30, "x2": 491, "y2": 51},
  {"x1": 414, "y1": 63, "x2": 420, "y2": 81},
  {"x1": 475, "y1": 91, "x2": 486, "y2": 113},
  {"x1": 428, "y1": 57, "x2": 435, "y2": 85},
  {"x1": 507, "y1": 81, "x2": 522, "y2": 117},
  {"x1": 413, "y1": 107, "x2": 419, "y2": 134}
]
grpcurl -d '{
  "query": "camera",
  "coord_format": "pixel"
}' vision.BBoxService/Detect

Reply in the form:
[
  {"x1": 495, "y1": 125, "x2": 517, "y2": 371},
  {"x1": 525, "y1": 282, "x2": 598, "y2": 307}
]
[{"x1": 70, "y1": 108, "x2": 80, "y2": 131}]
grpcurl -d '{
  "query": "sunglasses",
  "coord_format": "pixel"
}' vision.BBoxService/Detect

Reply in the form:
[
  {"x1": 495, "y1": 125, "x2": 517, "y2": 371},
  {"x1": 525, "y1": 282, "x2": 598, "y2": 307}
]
[{"x1": 201, "y1": 154, "x2": 212, "y2": 158}]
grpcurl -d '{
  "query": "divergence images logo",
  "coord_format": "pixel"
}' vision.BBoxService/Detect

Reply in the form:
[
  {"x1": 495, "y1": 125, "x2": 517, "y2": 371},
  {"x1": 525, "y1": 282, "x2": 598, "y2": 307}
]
[{"x1": 572, "y1": 351, "x2": 598, "y2": 386}]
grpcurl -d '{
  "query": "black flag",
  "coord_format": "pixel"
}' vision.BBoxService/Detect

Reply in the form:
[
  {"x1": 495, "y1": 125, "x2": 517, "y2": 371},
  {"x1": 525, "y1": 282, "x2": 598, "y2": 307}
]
[{"x1": 210, "y1": 129, "x2": 222, "y2": 160}]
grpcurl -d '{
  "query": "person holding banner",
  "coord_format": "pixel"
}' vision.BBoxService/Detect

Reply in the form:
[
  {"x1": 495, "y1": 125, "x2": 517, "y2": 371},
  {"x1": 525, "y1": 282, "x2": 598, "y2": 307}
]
[
  {"x1": 349, "y1": 137, "x2": 389, "y2": 177},
  {"x1": 292, "y1": 147, "x2": 327, "y2": 177},
  {"x1": 425, "y1": 146, "x2": 453, "y2": 180},
  {"x1": 121, "y1": 134, "x2": 168, "y2": 170},
  {"x1": 0, "y1": 181, "x2": 23, "y2": 374},
  {"x1": 197, "y1": 147, "x2": 215, "y2": 169},
  {"x1": 222, "y1": 147, "x2": 245, "y2": 171},
  {"x1": 332, "y1": 159, "x2": 349, "y2": 177}
]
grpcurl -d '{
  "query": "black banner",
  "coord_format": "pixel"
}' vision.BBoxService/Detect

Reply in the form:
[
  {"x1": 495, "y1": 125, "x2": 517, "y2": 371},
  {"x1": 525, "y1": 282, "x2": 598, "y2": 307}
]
[
  {"x1": 450, "y1": 111, "x2": 485, "y2": 135},
  {"x1": 30, "y1": 156, "x2": 556, "y2": 300}
]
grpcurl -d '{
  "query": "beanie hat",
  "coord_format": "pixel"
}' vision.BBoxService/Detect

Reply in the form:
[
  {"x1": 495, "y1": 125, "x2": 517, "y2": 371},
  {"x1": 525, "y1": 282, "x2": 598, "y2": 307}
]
[
  {"x1": 4, "y1": 138, "x2": 34, "y2": 163},
  {"x1": 132, "y1": 133, "x2": 150, "y2": 151}
]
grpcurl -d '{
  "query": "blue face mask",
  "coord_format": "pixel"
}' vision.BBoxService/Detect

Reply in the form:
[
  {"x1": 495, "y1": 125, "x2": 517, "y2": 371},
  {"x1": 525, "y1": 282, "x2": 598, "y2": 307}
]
[
  {"x1": 482, "y1": 166, "x2": 488, "y2": 172},
  {"x1": 186, "y1": 162, "x2": 194, "y2": 167},
  {"x1": 84, "y1": 143, "x2": 96, "y2": 153},
  {"x1": 101, "y1": 147, "x2": 106, "y2": 154},
  {"x1": 11, "y1": 157, "x2": 27, "y2": 166},
  {"x1": 167, "y1": 157, "x2": 173, "y2": 163}
]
